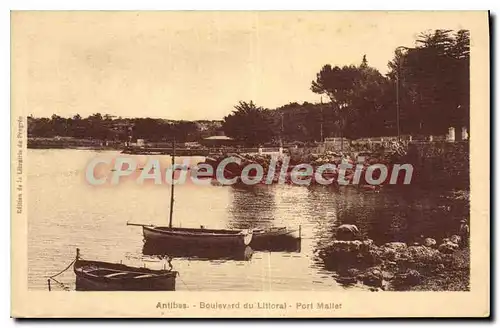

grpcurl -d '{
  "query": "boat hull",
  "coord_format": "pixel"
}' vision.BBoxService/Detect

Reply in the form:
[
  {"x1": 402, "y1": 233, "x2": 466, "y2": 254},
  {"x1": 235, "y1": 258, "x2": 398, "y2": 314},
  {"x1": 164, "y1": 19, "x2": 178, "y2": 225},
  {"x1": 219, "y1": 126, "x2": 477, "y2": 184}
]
[
  {"x1": 142, "y1": 226, "x2": 252, "y2": 249},
  {"x1": 74, "y1": 259, "x2": 177, "y2": 291},
  {"x1": 251, "y1": 227, "x2": 301, "y2": 241},
  {"x1": 250, "y1": 227, "x2": 302, "y2": 252},
  {"x1": 143, "y1": 241, "x2": 254, "y2": 261}
]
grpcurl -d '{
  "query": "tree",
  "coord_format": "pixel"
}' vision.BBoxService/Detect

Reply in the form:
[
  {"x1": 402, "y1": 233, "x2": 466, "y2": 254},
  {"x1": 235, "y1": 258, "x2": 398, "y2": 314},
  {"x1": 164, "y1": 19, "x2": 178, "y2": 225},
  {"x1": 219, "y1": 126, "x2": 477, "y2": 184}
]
[
  {"x1": 85, "y1": 113, "x2": 108, "y2": 139},
  {"x1": 222, "y1": 101, "x2": 276, "y2": 146},
  {"x1": 351, "y1": 62, "x2": 392, "y2": 137},
  {"x1": 387, "y1": 29, "x2": 470, "y2": 135},
  {"x1": 311, "y1": 58, "x2": 389, "y2": 140},
  {"x1": 360, "y1": 54, "x2": 368, "y2": 69},
  {"x1": 311, "y1": 64, "x2": 362, "y2": 148}
]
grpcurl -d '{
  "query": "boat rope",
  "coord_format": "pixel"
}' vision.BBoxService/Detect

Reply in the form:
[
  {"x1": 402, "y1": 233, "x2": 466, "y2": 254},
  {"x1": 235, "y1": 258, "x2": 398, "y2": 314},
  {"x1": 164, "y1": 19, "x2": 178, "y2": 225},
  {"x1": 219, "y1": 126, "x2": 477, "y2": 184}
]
[
  {"x1": 49, "y1": 258, "x2": 76, "y2": 279},
  {"x1": 176, "y1": 273, "x2": 192, "y2": 291},
  {"x1": 47, "y1": 257, "x2": 76, "y2": 291},
  {"x1": 166, "y1": 257, "x2": 173, "y2": 272},
  {"x1": 48, "y1": 277, "x2": 70, "y2": 291}
]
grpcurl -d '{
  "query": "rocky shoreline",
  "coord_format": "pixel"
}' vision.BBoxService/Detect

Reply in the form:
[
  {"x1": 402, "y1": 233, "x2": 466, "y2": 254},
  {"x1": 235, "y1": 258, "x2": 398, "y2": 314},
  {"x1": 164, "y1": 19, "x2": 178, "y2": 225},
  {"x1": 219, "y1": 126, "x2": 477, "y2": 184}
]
[{"x1": 318, "y1": 234, "x2": 469, "y2": 291}]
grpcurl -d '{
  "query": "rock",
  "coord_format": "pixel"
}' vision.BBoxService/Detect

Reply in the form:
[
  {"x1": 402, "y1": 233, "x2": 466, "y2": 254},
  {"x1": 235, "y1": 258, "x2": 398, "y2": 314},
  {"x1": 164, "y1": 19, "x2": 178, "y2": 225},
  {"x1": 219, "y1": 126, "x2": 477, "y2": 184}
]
[
  {"x1": 347, "y1": 268, "x2": 361, "y2": 277},
  {"x1": 394, "y1": 269, "x2": 421, "y2": 286},
  {"x1": 326, "y1": 242, "x2": 348, "y2": 254},
  {"x1": 450, "y1": 235, "x2": 462, "y2": 244},
  {"x1": 400, "y1": 246, "x2": 443, "y2": 269},
  {"x1": 331, "y1": 240, "x2": 362, "y2": 252},
  {"x1": 407, "y1": 245, "x2": 442, "y2": 264},
  {"x1": 405, "y1": 269, "x2": 421, "y2": 285},
  {"x1": 382, "y1": 261, "x2": 398, "y2": 272},
  {"x1": 382, "y1": 271, "x2": 395, "y2": 280},
  {"x1": 360, "y1": 267, "x2": 383, "y2": 287},
  {"x1": 336, "y1": 224, "x2": 360, "y2": 241},
  {"x1": 438, "y1": 241, "x2": 459, "y2": 254},
  {"x1": 363, "y1": 239, "x2": 374, "y2": 247},
  {"x1": 424, "y1": 238, "x2": 437, "y2": 247},
  {"x1": 434, "y1": 263, "x2": 446, "y2": 273},
  {"x1": 336, "y1": 276, "x2": 357, "y2": 285},
  {"x1": 337, "y1": 224, "x2": 359, "y2": 233},
  {"x1": 368, "y1": 267, "x2": 382, "y2": 276},
  {"x1": 379, "y1": 247, "x2": 397, "y2": 261},
  {"x1": 351, "y1": 240, "x2": 363, "y2": 248},
  {"x1": 383, "y1": 242, "x2": 407, "y2": 252}
]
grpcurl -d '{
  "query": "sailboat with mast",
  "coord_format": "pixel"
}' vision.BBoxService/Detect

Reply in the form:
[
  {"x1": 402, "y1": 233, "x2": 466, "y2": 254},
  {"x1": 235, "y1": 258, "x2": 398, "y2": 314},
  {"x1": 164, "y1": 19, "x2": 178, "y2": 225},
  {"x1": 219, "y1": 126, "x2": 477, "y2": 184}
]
[{"x1": 128, "y1": 140, "x2": 253, "y2": 249}]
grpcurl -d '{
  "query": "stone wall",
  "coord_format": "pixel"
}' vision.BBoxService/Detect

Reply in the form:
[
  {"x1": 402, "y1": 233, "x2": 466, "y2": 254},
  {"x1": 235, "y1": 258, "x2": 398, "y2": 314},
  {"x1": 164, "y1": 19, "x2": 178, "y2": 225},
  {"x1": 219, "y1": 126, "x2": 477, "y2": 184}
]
[
  {"x1": 406, "y1": 141, "x2": 470, "y2": 189},
  {"x1": 287, "y1": 140, "x2": 470, "y2": 189}
]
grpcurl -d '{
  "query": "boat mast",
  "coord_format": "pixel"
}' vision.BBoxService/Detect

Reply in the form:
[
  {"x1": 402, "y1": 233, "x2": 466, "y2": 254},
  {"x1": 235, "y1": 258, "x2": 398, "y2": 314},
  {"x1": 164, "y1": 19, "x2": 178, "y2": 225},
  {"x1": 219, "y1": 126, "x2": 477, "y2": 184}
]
[{"x1": 168, "y1": 139, "x2": 175, "y2": 228}]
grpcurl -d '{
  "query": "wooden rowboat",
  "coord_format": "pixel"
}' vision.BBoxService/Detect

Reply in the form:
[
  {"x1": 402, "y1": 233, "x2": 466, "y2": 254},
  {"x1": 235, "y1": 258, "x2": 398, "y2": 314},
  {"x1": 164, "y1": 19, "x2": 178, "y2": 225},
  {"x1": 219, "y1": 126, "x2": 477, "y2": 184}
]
[
  {"x1": 142, "y1": 225, "x2": 253, "y2": 248},
  {"x1": 250, "y1": 226, "x2": 302, "y2": 252},
  {"x1": 129, "y1": 141, "x2": 253, "y2": 251},
  {"x1": 74, "y1": 249, "x2": 177, "y2": 291},
  {"x1": 251, "y1": 226, "x2": 301, "y2": 243}
]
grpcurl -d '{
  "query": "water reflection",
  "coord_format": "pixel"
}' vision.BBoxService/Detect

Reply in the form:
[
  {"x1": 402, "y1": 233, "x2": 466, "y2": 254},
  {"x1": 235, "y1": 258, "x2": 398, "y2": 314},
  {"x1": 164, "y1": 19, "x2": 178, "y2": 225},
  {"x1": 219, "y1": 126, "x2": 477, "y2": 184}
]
[
  {"x1": 142, "y1": 241, "x2": 254, "y2": 261},
  {"x1": 227, "y1": 184, "x2": 277, "y2": 229},
  {"x1": 250, "y1": 236, "x2": 301, "y2": 253},
  {"x1": 28, "y1": 150, "x2": 467, "y2": 291}
]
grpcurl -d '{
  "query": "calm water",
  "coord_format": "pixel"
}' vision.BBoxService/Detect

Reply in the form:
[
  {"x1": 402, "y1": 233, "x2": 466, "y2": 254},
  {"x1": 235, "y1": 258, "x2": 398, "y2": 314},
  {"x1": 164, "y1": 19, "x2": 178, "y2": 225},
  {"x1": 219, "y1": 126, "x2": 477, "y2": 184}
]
[{"x1": 28, "y1": 149, "x2": 464, "y2": 291}]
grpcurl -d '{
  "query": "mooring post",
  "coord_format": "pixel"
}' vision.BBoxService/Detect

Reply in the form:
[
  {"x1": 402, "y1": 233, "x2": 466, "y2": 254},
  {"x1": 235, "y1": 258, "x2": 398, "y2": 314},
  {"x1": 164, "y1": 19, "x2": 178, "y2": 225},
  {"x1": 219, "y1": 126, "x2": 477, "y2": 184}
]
[{"x1": 47, "y1": 279, "x2": 51, "y2": 291}]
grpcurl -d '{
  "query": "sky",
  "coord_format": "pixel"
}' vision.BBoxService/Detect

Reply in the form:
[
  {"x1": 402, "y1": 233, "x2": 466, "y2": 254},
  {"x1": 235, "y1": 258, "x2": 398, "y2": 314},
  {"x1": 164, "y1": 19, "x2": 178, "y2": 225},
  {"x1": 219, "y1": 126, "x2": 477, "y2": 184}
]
[{"x1": 12, "y1": 11, "x2": 470, "y2": 120}]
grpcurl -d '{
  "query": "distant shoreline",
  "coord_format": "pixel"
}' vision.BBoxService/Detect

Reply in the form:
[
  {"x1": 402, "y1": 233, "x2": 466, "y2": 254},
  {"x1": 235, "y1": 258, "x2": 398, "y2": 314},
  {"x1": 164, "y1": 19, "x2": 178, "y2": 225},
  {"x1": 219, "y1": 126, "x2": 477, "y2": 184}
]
[
  {"x1": 28, "y1": 146, "x2": 122, "y2": 151},
  {"x1": 28, "y1": 137, "x2": 125, "y2": 151}
]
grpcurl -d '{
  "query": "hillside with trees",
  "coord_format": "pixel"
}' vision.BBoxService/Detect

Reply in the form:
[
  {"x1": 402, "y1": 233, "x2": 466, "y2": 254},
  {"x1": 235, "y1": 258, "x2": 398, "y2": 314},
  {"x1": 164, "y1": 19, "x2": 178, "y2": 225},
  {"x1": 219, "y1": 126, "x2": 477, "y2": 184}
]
[
  {"x1": 29, "y1": 30, "x2": 469, "y2": 147},
  {"x1": 222, "y1": 30, "x2": 469, "y2": 146}
]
